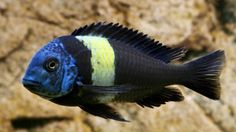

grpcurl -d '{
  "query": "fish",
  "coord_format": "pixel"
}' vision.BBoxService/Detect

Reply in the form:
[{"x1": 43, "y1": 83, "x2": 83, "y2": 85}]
[{"x1": 22, "y1": 22, "x2": 225, "y2": 122}]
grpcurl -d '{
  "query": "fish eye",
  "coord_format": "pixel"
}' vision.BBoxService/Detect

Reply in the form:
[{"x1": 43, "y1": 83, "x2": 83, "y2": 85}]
[{"x1": 44, "y1": 57, "x2": 59, "y2": 72}]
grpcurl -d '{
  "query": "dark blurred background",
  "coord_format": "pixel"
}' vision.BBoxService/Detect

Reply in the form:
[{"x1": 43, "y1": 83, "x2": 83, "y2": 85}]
[{"x1": 0, "y1": 0, "x2": 235, "y2": 132}]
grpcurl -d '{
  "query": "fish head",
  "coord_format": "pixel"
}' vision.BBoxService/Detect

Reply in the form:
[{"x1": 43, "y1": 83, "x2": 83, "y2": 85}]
[{"x1": 22, "y1": 38, "x2": 78, "y2": 99}]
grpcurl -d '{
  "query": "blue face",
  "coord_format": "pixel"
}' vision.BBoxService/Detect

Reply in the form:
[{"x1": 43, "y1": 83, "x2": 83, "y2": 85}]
[{"x1": 22, "y1": 38, "x2": 78, "y2": 99}]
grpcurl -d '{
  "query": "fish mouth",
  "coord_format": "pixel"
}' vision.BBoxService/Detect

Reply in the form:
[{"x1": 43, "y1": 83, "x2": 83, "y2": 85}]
[
  {"x1": 22, "y1": 79, "x2": 55, "y2": 99},
  {"x1": 22, "y1": 79, "x2": 41, "y2": 90},
  {"x1": 22, "y1": 79, "x2": 45, "y2": 95}
]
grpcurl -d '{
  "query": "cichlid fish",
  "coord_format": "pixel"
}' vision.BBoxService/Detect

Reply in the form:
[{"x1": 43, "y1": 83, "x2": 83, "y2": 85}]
[{"x1": 22, "y1": 22, "x2": 225, "y2": 121}]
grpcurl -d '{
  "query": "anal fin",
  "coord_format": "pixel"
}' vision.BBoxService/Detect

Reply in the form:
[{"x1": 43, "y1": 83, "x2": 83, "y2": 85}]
[
  {"x1": 136, "y1": 87, "x2": 184, "y2": 108},
  {"x1": 79, "y1": 104, "x2": 128, "y2": 122}
]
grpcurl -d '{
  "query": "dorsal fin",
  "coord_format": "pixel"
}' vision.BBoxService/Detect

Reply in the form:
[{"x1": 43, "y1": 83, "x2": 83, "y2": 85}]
[{"x1": 71, "y1": 22, "x2": 187, "y2": 63}]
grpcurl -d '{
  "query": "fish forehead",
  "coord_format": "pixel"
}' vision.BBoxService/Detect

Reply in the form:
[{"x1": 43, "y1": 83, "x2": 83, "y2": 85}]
[
  {"x1": 75, "y1": 36, "x2": 115, "y2": 86},
  {"x1": 42, "y1": 39, "x2": 64, "y2": 53},
  {"x1": 32, "y1": 39, "x2": 65, "y2": 62}
]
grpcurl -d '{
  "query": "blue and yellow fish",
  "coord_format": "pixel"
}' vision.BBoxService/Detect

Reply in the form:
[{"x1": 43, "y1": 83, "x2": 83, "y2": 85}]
[{"x1": 22, "y1": 22, "x2": 225, "y2": 121}]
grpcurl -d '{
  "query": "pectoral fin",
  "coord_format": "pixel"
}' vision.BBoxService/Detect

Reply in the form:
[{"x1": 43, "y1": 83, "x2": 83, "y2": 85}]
[
  {"x1": 79, "y1": 84, "x2": 133, "y2": 94},
  {"x1": 50, "y1": 88, "x2": 128, "y2": 121},
  {"x1": 77, "y1": 84, "x2": 136, "y2": 103},
  {"x1": 79, "y1": 104, "x2": 128, "y2": 122}
]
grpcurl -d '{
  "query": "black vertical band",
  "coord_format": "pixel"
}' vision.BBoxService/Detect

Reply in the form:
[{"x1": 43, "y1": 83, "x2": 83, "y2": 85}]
[{"x1": 59, "y1": 35, "x2": 92, "y2": 84}]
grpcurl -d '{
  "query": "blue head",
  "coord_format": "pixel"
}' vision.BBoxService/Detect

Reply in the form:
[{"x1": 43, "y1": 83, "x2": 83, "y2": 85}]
[{"x1": 22, "y1": 38, "x2": 78, "y2": 99}]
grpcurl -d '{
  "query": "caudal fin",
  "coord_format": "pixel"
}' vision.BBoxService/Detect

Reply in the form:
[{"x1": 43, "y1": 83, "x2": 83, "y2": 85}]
[{"x1": 182, "y1": 50, "x2": 225, "y2": 100}]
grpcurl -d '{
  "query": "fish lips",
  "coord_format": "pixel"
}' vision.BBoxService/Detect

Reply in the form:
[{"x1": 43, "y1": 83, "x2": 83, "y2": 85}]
[
  {"x1": 22, "y1": 79, "x2": 47, "y2": 96},
  {"x1": 22, "y1": 79, "x2": 41, "y2": 91},
  {"x1": 22, "y1": 79, "x2": 56, "y2": 99}
]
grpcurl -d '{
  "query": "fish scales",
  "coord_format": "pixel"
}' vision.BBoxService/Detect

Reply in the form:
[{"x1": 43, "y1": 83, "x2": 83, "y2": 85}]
[{"x1": 22, "y1": 22, "x2": 225, "y2": 122}]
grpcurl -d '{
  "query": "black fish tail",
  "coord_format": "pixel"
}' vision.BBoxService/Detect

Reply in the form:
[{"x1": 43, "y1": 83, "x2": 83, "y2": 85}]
[{"x1": 182, "y1": 50, "x2": 225, "y2": 100}]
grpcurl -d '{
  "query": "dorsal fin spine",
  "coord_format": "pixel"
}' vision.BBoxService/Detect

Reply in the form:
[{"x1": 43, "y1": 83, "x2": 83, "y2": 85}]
[{"x1": 71, "y1": 22, "x2": 187, "y2": 63}]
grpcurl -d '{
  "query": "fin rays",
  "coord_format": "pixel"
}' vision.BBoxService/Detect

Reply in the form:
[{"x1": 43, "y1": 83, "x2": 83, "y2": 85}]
[
  {"x1": 136, "y1": 87, "x2": 184, "y2": 108},
  {"x1": 71, "y1": 22, "x2": 187, "y2": 63}
]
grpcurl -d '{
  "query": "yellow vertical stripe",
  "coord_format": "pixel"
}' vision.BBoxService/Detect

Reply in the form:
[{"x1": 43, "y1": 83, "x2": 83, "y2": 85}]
[{"x1": 75, "y1": 36, "x2": 115, "y2": 86}]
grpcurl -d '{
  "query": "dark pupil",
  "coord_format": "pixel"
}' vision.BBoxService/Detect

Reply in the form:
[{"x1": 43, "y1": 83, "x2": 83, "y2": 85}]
[
  {"x1": 45, "y1": 58, "x2": 59, "y2": 72},
  {"x1": 49, "y1": 61, "x2": 56, "y2": 69}
]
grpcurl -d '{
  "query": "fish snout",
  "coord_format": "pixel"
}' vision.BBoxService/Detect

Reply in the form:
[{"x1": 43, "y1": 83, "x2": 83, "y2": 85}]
[{"x1": 22, "y1": 78, "x2": 41, "y2": 90}]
